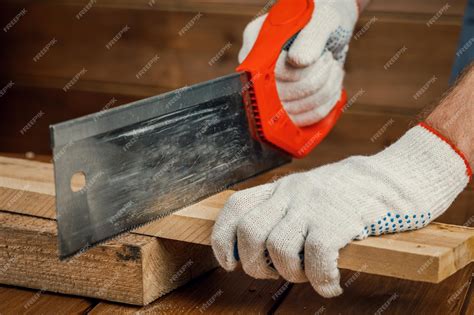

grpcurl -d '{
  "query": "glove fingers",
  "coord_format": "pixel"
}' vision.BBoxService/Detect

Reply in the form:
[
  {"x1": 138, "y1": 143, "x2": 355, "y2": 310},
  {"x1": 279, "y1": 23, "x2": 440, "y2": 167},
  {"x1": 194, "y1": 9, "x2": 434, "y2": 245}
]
[
  {"x1": 275, "y1": 51, "x2": 313, "y2": 82},
  {"x1": 277, "y1": 52, "x2": 336, "y2": 102},
  {"x1": 236, "y1": 197, "x2": 288, "y2": 280},
  {"x1": 238, "y1": 14, "x2": 267, "y2": 63},
  {"x1": 211, "y1": 183, "x2": 274, "y2": 271},
  {"x1": 316, "y1": 58, "x2": 345, "y2": 106},
  {"x1": 287, "y1": 6, "x2": 340, "y2": 67},
  {"x1": 286, "y1": 93, "x2": 340, "y2": 127},
  {"x1": 304, "y1": 229, "x2": 347, "y2": 298},
  {"x1": 282, "y1": 64, "x2": 344, "y2": 127},
  {"x1": 282, "y1": 59, "x2": 344, "y2": 115},
  {"x1": 284, "y1": 91, "x2": 338, "y2": 117},
  {"x1": 267, "y1": 213, "x2": 308, "y2": 283}
]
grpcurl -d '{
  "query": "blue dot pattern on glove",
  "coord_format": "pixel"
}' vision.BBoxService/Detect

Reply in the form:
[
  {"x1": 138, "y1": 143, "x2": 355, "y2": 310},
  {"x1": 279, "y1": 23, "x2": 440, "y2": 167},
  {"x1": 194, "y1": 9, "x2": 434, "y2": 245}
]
[
  {"x1": 357, "y1": 211, "x2": 432, "y2": 239},
  {"x1": 326, "y1": 27, "x2": 352, "y2": 51},
  {"x1": 325, "y1": 26, "x2": 352, "y2": 63}
]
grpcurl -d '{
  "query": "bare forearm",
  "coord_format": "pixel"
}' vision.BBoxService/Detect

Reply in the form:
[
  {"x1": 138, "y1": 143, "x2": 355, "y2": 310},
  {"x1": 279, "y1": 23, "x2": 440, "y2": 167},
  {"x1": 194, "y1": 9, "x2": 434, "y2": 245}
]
[{"x1": 426, "y1": 63, "x2": 474, "y2": 167}]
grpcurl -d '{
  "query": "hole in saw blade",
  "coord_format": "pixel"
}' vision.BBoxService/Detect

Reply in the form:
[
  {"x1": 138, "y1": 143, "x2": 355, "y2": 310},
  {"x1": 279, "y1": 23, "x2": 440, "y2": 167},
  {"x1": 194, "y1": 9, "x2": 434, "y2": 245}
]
[{"x1": 71, "y1": 172, "x2": 86, "y2": 192}]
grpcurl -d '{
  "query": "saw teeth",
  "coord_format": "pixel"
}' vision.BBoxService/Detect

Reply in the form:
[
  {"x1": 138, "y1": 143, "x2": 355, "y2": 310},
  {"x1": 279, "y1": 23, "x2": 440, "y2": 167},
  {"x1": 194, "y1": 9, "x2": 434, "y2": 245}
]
[{"x1": 59, "y1": 186, "x2": 230, "y2": 261}]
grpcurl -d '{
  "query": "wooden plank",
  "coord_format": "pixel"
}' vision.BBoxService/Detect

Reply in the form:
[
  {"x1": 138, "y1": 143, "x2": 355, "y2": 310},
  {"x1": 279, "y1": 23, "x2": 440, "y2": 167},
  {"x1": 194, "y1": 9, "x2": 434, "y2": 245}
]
[
  {"x1": 463, "y1": 279, "x2": 474, "y2": 315},
  {"x1": 0, "y1": 0, "x2": 468, "y2": 16},
  {"x1": 0, "y1": 86, "x2": 140, "y2": 155},
  {"x1": 0, "y1": 157, "x2": 218, "y2": 306},
  {"x1": 274, "y1": 264, "x2": 474, "y2": 315},
  {"x1": 0, "y1": 4, "x2": 463, "y2": 109},
  {"x1": 0, "y1": 2, "x2": 466, "y2": 156},
  {"x1": 345, "y1": 16, "x2": 461, "y2": 111},
  {"x1": 141, "y1": 209, "x2": 474, "y2": 283},
  {"x1": 0, "y1": 210, "x2": 216, "y2": 306},
  {"x1": 366, "y1": 0, "x2": 467, "y2": 15},
  {"x1": 0, "y1": 152, "x2": 54, "y2": 163},
  {"x1": 0, "y1": 285, "x2": 94, "y2": 315},
  {"x1": 1, "y1": 156, "x2": 473, "y2": 286},
  {"x1": 89, "y1": 268, "x2": 288, "y2": 314}
]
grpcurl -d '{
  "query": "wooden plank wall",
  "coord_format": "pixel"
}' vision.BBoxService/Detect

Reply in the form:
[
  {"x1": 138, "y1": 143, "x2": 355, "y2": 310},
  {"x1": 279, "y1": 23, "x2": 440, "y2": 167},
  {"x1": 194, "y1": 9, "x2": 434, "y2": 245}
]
[{"x1": 0, "y1": 0, "x2": 467, "y2": 154}]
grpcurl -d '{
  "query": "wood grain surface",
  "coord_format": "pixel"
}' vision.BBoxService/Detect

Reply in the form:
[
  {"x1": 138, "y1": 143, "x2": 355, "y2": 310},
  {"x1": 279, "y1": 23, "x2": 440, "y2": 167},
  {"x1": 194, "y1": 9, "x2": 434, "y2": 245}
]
[
  {"x1": 0, "y1": 0, "x2": 468, "y2": 15},
  {"x1": 274, "y1": 265, "x2": 474, "y2": 315},
  {"x1": 0, "y1": 0, "x2": 472, "y2": 313},
  {"x1": 1, "y1": 155, "x2": 473, "y2": 308},
  {"x1": 0, "y1": 158, "x2": 218, "y2": 306},
  {"x1": 89, "y1": 268, "x2": 289, "y2": 315},
  {"x1": 0, "y1": 0, "x2": 467, "y2": 154},
  {"x1": 0, "y1": 285, "x2": 94, "y2": 315}
]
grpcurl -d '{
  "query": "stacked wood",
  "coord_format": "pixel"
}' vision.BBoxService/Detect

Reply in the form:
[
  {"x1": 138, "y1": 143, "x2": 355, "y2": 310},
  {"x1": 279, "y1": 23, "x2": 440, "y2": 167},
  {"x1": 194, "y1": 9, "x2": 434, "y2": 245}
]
[
  {"x1": 1, "y1": 156, "x2": 474, "y2": 307},
  {"x1": 0, "y1": 157, "x2": 218, "y2": 306}
]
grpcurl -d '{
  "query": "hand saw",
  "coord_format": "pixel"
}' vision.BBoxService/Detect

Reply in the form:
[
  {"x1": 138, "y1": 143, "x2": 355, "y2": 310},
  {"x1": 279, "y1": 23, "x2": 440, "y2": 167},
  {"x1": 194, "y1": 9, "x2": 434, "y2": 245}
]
[{"x1": 50, "y1": 0, "x2": 347, "y2": 259}]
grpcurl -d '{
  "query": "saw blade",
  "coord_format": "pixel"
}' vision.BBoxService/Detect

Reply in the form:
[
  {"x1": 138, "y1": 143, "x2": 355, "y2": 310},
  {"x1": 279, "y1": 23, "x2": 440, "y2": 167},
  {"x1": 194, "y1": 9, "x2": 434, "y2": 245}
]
[{"x1": 50, "y1": 72, "x2": 290, "y2": 259}]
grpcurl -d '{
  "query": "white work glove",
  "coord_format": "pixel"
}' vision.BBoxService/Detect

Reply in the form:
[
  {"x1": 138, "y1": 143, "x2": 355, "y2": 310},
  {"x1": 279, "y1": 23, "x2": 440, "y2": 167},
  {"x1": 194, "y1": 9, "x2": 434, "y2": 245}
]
[
  {"x1": 212, "y1": 124, "x2": 471, "y2": 297},
  {"x1": 238, "y1": 0, "x2": 359, "y2": 127}
]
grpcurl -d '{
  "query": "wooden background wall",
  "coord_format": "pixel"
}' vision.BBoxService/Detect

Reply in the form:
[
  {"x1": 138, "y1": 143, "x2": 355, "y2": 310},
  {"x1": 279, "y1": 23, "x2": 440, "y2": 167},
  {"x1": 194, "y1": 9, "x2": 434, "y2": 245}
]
[
  {"x1": 0, "y1": 0, "x2": 471, "y2": 224},
  {"x1": 0, "y1": 0, "x2": 467, "y2": 153}
]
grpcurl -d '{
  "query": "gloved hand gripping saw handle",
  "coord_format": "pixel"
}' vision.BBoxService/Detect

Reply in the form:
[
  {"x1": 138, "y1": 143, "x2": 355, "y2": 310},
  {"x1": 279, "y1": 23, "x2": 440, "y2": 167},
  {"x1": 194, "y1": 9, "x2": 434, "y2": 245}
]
[{"x1": 237, "y1": 0, "x2": 347, "y2": 158}]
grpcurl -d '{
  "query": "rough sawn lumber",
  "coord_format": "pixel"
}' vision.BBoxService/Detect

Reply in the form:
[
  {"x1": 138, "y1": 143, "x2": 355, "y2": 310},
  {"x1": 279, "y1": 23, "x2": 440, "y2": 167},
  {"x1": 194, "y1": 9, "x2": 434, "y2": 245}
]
[
  {"x1": 0, "y1": 157, "x2": 217, "y2": 306},
  {"x1": 141, "y1": 194, "x2": 474, "y2": 284},
  {"x1": 0, "y1": 156, "x2": 474, "y2": 309}
]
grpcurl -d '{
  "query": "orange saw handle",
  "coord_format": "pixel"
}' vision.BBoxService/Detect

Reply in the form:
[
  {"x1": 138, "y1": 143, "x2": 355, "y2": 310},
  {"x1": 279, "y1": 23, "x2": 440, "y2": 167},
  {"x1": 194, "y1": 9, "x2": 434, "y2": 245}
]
[{"x1": 236, "y1": 0, "x2": 347, "y2": 158}]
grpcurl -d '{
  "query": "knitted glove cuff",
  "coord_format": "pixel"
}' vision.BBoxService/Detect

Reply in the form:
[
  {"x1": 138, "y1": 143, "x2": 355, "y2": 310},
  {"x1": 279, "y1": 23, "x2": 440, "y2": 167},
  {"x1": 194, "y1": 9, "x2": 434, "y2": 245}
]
[
  {"x1": 360, "y1": 123, "x2": 471, "y2": 225},
  {"x1": 385, "y1": 123, "x2": 471, "y2": 180},
  {"x1": 419, "y1": 122, "x2": 472, "y2": 178}
]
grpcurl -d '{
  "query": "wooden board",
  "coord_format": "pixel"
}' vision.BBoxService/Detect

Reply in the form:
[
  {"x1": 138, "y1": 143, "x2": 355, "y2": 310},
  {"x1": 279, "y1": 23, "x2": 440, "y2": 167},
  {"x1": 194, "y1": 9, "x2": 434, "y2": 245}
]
[
  {"x1": 139, "y1": 205, "x2": 474, "y2": 284},
  {"x1": 0, "y1": 285, "x2": 94, "y2": 315},
  {"x1": 2, "y1": 264, "x2": 473, "y2": 315},
  {"x1": 0, "y1": 0, "x2": 467, "y2": 157},
  {"x1": 1, "y1": 263, "x2": 473, "y2": 315},
  {"x1": 0, "y1": 1, "x2": 471, "y2": 311},
  {"x1": 89, "y1": 268, "x2": 289, "y2": 315},
  {"x1": 0, "y1": 155, "x2": 473, "y2": 313},
  {"x1": 1, "y1": 155, "x2": 474, "y2": 291},
  {"x1": 89, "y1": 265, "x2": 474, "y2": 315},
  {"x1": 0, "y1": 2, "x2": 463, "y2": 107},
  {"x1": 0, "y1": 0, "x2": 468, "y2": 16},
  {"x1": 464, "y1": 286, "x2": 474, "y2": 315},
  {"x1": 274, "y1": 265, "x2": 474, "y2": 315},
  {"x1": 0, "y1": 156, "x2": 218, "y2": 306},
  {"x1": 0, "y1": 211, "x2": 217, "y2": 306},
  {"x1": 0, "y1": 1, "x2": 466, "y2": 156}
]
